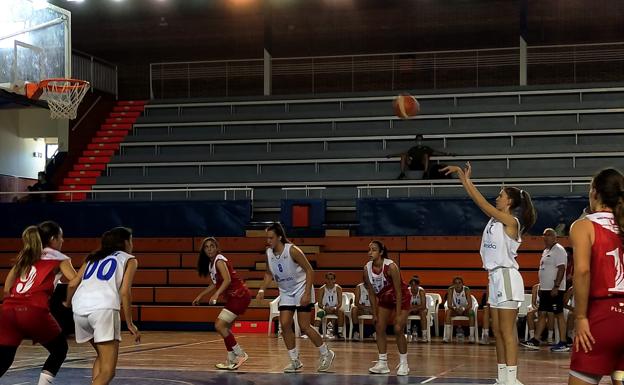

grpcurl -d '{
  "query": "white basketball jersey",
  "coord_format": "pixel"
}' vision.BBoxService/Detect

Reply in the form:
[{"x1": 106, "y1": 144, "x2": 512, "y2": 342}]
[
  {"x1": 410, "y1": 286, "x2": 424, "y2": 305},
  {"x1": 365, "y1": 258, "x2": 396, "y2": 294},
  {"x1": 322, "y1": 285, "x2": 339, "y2": 307},
  {"x1": 451, "y1": 288, "x2": 468, "y2": 307},
  {"x1": 266, "y1": 243, "x2": 307, "y2": 295},
  {"x1": 210, "y1": 254, "x2": 227, "y2": 284},
  {"x1": 44, "y1": 247, "x2": 70, "y2": 288},
  {"x1": 357, "y1": 283, "x2": 371, "y2": 306},
  {"x1": 72, "y1": 251, "x2": 135, "y2": 316},
  {"x1": 480, "y1": 217, "x2": 521, "y2": 271}
]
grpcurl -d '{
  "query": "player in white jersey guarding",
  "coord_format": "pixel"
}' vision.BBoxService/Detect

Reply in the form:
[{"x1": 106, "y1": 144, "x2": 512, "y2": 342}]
[
  {"x1": 69, "y1": 227, "x2": 140, "y2": 385},
  {"x1": 443, "y1": 162, "x2": 536, "y2": 385},
  {"x1": 256, "y1": 223, "x2": 335, "y2": 373},
  {"x1": 315, "y1": 272, "x2": 345, "y2": 338},
  {"x1": 443, "y1": 276, "x2": 475, "y2": 343}
]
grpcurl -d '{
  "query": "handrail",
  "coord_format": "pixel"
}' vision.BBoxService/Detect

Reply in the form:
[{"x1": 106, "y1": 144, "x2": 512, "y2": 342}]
[
  {"x1": 120, "y1": 128, "x2": 624, "y2": 148},
  {"x1": 133, "y1": 107, "x2": 624, "y2": 128}
]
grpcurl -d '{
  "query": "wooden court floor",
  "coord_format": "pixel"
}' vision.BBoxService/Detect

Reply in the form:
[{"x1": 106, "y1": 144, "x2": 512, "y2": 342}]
[{"x1": 1, "y1": 332, "x2": 611, "y2": 385}]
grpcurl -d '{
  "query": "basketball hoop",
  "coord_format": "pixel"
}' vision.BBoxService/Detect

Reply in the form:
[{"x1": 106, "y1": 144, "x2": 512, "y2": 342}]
[{"x1": 37, "y1": 78, "x2": 90, "y2": 119}]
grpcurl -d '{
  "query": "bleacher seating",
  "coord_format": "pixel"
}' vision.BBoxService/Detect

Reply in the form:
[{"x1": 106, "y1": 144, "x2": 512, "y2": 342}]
[{"x1": 89, "y1": 85, "x2": 624, "y2": 207}]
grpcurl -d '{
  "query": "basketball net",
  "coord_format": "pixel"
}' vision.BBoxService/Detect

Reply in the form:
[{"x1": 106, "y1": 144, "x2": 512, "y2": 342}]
[{"x1": 38, "y1": 78, "x2": 90, "y2": 120}]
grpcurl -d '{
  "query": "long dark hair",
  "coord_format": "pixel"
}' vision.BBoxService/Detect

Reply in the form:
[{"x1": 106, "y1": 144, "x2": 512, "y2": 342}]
[
  {"x1": 197, "y1": 237, "x2": 219, "y2": 278},
  {"x1": 38, "y1": 220, "x2": 61, "y2": 247},
  {"x1": 87, "y1": 227, "x2": 133, "y2": 262},
  {"x1": 370, "y1": 240, "x2": 388, "y2": 259},
  {"x1": 266, "y1": 222, "x2": 290, "y2": 245},
  {"x1": 14, "y1": 226, "x2": 43, "y2": 278},
  {"x1": 503, "y1": 187, "x2": 537, "y2": 234},
  {"x1": 592, "y1": 168, "x2": 624, "y2": 237}
]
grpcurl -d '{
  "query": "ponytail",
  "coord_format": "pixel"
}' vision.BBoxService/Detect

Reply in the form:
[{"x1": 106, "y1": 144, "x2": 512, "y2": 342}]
[
  {"x1": 87, "y1": 227, "x2": 132, "y2": 263},
  {"x1": 591, "y1": 168, "x2": 624, "y2": 239},
  {"x1": 504, "y1": 187, "x2": 537, "y2": 234},
  {"x1": 14, "y1": 226, "x2": 43, "y2": 278}
]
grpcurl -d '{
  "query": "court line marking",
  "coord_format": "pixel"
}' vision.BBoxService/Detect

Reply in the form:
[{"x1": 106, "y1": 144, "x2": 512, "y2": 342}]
[{"x1": 7, "y1": 338, "x2": 229, "y2": 373}]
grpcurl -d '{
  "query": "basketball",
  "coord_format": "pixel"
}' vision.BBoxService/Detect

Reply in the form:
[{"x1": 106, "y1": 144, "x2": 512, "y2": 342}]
[{"x1": 393, "y1": 94, "x2": 420, "y2": 119}]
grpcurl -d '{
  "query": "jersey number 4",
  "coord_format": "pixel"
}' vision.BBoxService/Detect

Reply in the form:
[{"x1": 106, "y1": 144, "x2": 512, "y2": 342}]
[{"x1": 84, "y1": 258, "x2": 118, "y2": 281}]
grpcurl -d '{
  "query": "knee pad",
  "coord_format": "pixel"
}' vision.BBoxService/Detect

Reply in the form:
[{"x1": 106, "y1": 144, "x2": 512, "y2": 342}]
[
  {"x1": 613, "y1": 371, "x2": 624, "y2": 381},
  {"x1": 42, "y1": 334, "x2": 68, "y2": 376},
  {"x1": 569, "y1": 370, "x2": 600, "y2": 385},
  {"x1": 217, "y1": 309, "x2": 237, "y2": 324}
]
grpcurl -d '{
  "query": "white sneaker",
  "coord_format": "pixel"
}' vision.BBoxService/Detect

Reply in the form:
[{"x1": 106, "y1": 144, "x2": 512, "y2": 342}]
[
  {"x1": 353, "y1": 331, "x2": 360, "y2": 341},
  {"x1": 397, "y1": 362, "x2": 410, "y2": 376},
  {"x1": 420, "y1": 336, "x2": 429, "y2": 343},
  {"x1": 230, "y1": 352, "x2": 248, "y2": 369},
  {"x1": 317, "y1": 350, "x2": 335, "y2": 372},
  {"x1": 442, "y1": 338, "x2": 450, "y2": 343},
  {"x1": 369, "y1": 360, "x2": 390, "y2": 374},
  {"x1": 283, "y1": 359, "x2": 303, "y2": 373},
  {"x1": 469, "y1": 335, "x2": 476, "y2": 344}
]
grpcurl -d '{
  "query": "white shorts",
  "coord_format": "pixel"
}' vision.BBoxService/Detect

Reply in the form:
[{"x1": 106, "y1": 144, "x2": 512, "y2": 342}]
[
  {"x1": 488, "y1": 267, "x2": 524, "y2": 306},
  {"x1": 279, "y1": 284, "x2": 315, "y2": 307},
  {"x1": 74, "y1": 309, "x2": 121, "y2": 344}
]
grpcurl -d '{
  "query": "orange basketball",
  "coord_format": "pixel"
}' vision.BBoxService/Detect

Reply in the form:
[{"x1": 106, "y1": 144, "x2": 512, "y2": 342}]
[{"x1": 393, "y1": 94, "x2": 420, "y2": 119}]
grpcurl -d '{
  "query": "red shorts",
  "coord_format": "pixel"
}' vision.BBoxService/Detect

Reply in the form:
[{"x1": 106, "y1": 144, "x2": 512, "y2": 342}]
[
  {"x1": 377, "y1": 285, "x2": 411, "y2": 311},
  {"x1": 0, "y1": 306, "x2": 62, "y2": 346},
  {"x1": 224, "y1": 287, "x2": 252, "y2": 316},
  {"x1": 570, "y1": 298, "x2": 624, "y2": 376}
]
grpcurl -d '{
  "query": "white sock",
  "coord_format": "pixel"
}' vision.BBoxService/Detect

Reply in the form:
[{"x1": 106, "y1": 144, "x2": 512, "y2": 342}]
[
  {"x1": 378, "y1": 353, "x2": 388, "y2": 361},
  {"x1": 507, "y1": 366, "x2": 518, "y2": 384},
  {"x1": 529, "y1": 330, "x2": 535, "y2": 339},
  {"x1": 444, "y1": 325, "x2": 452, "y2": 340},
  {"x1": 288, "y1": 348, "x2": 299, "y2": 360},
  {"x1": 232, "y1": 344, "x2": 243, "y2": 356},
  {"x1": 318, "y1": 343, "x2": 329, "y2": 356},
  {"x1": 422, "y1": 330, "x2": 428, "y2": 339},
  {"x1": 338, "y1": 326, "x2": 343, "y2": 333},
  {"x1": 547, "y1": 330, "x2": 554, "y2": 340},
  {"x1": 399, "y1": 353, "x2": 408, "y2": 364},
  {"x1": 469, "y1": 327, "x2": 476, "y2": 338},
  {"x1": 228, "y1": 350, "x2": 236, "y2": 361},
  {"x1": 483, "y1": 328, "x2": 489, "y2": 337},
  {"x1": 38, "y1": 372, "x2": 54, "y2": 385},
  {"x1": 497, "y1": 364, "x2": 507, "y2": 383}
]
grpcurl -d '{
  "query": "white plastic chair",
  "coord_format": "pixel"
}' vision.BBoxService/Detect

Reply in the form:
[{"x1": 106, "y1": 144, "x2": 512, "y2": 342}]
[
  {"x1": 268, "y1": 296, "x2": 300, "y2": 337},
  {"x1": 444, "y1": 294, "x2": 479, "y2": 341},
  {"x1": 406, "y1": 294, "x2": 435, "y2": 342},
  {"x1": 428, "y1": 293, "x2": 442, "y2": 336},
  {"x1": 321, "y1": 292, "x2": 351, "y2": 341},
  {"x1": 343, "y1": 292, "x2": 355, "y2": 340}
]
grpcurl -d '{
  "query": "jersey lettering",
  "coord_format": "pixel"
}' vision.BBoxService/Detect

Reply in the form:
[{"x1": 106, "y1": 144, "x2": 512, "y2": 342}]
[{"x1": 15, "y1": 266, "x2": 37, "y2": 294}]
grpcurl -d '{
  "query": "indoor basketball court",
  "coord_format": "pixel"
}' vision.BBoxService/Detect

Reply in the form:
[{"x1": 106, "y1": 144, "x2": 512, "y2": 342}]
[{"x1": 1, "y1": 332, "x2": 579, "y2": 385}]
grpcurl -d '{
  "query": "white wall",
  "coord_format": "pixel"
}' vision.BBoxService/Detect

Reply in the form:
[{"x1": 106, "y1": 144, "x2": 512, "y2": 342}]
[{"x1": 0, "y1": 108, "x2": 62, "y2": 178}]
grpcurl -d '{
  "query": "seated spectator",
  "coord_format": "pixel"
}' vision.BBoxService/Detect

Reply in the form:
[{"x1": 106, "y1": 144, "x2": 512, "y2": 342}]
[
  {"x1": 443, "y1": 276, "x2": 475, "y2": 343},
  {"x1": 351, "y1": 282, "x2": 373, "y2": 341},
  {"x1": 408, "y1": 276, "x2": 428, "y2": 342},
  {"x1": 27, "y1": 171, "x2": 55, "y2": 202},
  {"x1": 314, "y1": 272, "x2": 344, "y2": 339},
  {"x1": 387, "y1": 134, "x2": 453, "y2": 180}
]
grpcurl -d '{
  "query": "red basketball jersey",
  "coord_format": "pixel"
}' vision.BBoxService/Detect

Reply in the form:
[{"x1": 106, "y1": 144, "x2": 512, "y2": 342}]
[
  {"x1": 587, "y1": 212, "x2": 624, "y2": 299},
  {"x1": 3, "y1": 248, "x2": 69, "y2": 310},
  {"x1": 210, "y1": 254, "x2": 248, "y2": 298}
]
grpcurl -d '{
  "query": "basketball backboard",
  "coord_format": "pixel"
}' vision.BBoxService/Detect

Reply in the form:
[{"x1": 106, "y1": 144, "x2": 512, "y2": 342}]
[{"x1": 0, "y1": 0, "x2": 71, "y2": 96}]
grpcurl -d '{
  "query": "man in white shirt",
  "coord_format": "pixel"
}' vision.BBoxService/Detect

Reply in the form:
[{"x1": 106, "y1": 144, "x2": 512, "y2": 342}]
[{"x1": 521, "y1": 228, "x2": 569, "y2": 352}]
